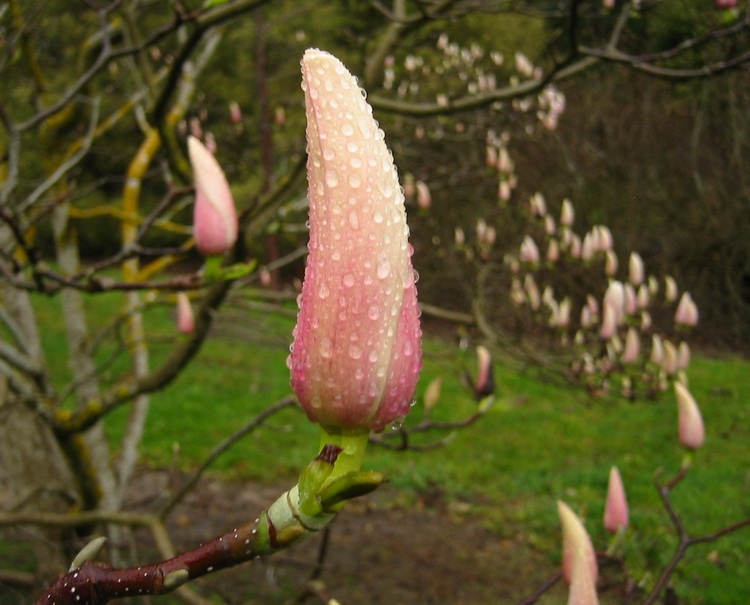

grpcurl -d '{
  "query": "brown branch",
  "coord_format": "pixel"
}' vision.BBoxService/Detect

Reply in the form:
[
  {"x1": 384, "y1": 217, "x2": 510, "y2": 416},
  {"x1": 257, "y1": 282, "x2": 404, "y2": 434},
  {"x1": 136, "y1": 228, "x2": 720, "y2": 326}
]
[
  {"x1": 51, "y1": 268, "x2": 235, "y2": 434},
  {"x1": 30, "y1": 447, "x2": 373, "y2": 605},
  {"x1": 642, "y1": 468, "x2": 750, "y2": 605}
]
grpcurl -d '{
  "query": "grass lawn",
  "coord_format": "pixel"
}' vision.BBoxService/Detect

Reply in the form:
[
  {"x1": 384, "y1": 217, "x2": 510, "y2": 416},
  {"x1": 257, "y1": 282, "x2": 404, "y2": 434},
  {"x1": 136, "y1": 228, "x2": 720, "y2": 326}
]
[{"x1": 25, "y1": 289, "x2": 750, "y2": 603}]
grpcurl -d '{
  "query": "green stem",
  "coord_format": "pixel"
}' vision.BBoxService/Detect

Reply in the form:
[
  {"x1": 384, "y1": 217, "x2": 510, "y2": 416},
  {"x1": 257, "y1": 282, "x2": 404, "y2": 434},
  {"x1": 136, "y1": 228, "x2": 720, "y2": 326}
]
[
  {"x1": 202, "y1": 255, "x2": 224, "y2": 280},
  {"x1": 318, "y1": 428, "x2": 369, "y2": 484}
]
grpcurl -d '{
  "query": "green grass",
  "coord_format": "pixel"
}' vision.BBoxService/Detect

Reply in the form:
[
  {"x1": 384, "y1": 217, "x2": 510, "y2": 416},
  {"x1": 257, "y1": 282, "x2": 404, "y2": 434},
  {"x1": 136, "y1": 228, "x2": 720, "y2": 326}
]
[{"x1": 21, "y1": 290, "x2": 750, "y2": 603}]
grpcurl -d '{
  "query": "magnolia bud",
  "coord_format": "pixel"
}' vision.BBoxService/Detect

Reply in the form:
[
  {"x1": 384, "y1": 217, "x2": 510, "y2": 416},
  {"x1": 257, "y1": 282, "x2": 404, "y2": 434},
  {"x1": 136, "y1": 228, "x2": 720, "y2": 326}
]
[
  {"x1": 628, "y1": 252, "x2": 644, "y2": 286},
  {"x1": 188, "y1": 136, "x2": 238, "y2": 256},
  {"x1": 558, "y1": 501, "x2": 599, "y2": 605},
  {"x1": 176, "y1": 292, "x2": 195, "y2": 335},
  {"x1": 675, "y1": 381, "x2": 705, "y2": 450},
  {"x1": 290, "y1": 49, "x2": 422, "y2": 434},
  {"x1": 604, "y1": 466, "x2": 629, "y2": 533},
  {"x1": 675, "y1": 292, "x2": 699, "y2": 327}
]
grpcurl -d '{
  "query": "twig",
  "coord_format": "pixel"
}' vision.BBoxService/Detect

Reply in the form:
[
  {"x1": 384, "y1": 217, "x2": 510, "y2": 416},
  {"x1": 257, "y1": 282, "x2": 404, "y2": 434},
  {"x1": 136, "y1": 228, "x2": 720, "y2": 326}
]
[
  {"x1": 159, "y1": 397, "x2": 298, "y2": 518},
  {"x1": 642, "y1": 469, "x2": 750, "y2": 605}
]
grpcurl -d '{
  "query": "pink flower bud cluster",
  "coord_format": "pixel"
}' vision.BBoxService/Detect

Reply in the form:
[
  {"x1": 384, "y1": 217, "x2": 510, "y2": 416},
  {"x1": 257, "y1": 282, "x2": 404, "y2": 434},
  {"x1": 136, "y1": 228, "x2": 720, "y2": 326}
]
[{"x1": 504, "y1": 194, "x2": 699, "y2": 401}]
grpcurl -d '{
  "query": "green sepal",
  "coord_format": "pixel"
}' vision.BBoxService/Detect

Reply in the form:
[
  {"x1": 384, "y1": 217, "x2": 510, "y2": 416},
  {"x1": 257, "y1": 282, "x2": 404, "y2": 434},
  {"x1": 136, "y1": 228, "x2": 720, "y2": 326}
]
[
  {"x1": 203, "y1": 258, "x2": 258, "y2": 282},
  {"x1": 219, "y1": 259, "x2": 258, "y2": 280},
  {"x1": 298, "y1": 456, "x2": 336, "y2": 518},
  {"x1": 318, "y1": 470, "x2": 386, "y2": 512}
]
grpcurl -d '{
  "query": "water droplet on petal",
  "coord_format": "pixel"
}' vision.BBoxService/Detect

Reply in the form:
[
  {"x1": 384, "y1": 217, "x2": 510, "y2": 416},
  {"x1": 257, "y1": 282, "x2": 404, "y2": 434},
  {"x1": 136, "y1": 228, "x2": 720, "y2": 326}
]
[
  {"x1": 320, "y1": 338, "x2": 332, "y2": 359},
  {"x1": 318, "y1": 284, "x2": 330, "y2": 299},
  {"x1": 325, "y1": 170, "x2": 339, "y2": 187},
  {"x1": 377, "y1": 258, "x2": 391, "y2": 279},
  {"x1": 343, "y1": 274, "x2": 355, "y2": 288},
  {"x1": 349, "y1": 344, "x2": 362, "y2": 360},
  {"x1": 341, "y1": 123, "x2": 354, "y2": 136}
]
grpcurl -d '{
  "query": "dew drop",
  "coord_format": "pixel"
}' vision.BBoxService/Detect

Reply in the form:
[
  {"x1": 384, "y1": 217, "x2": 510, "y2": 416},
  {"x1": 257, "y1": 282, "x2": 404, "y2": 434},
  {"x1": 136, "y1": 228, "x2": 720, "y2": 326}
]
[
  {"x1": 318, "y1": 284, "x2": 330, "y2": 299},
  {"x1": 320, "y1": 338, "x2": 332, "y2": 359},
  {"x1": 325, "y1": 170, "x2": 339, "y2": 187},
  {"x1": 323, "y1": 148, "x2": 335, "y2": 161},
  {"x1": 368, "y1": 305, "x2": 380, "y2": 320},
  {"x1": 348, "y1": 174, "x2": 362, "y2": 188},
  {"x1": 349, "y1": 344, "x2": 363, "y2": 359},
  {"x1": 373, "y1": 211, "x2": 384, "y2": 224},
  {"x1": 368, "y1": 350, "x2": 379, "y2": 363},
  {"x1": 343, "y1": 274, "x2": 355, "y2": 288},
  {"x1": 377, "y1": 258, "x2": 391, "y2": 279},
  {"x1": 341, "y1": 123, "x2": 354, "y2": 136}
]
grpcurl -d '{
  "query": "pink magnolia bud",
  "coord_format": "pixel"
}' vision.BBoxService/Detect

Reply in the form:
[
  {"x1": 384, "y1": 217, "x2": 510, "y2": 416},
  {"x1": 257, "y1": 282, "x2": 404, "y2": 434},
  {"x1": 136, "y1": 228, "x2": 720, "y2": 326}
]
[
  {"x1": 290, "y1": 49, "x2": 422, "y2": 434},
  {"x1": 544, "y1": 215, "x2": 556, "y2": 236},
  {"x1": 415, "y1": 180, "x2": 431, "y2": 210},
  {"x1": 604, "y1": 250, "x2": 618, "y2": 276},
  {"x1": 675, "y1": 292, "x2": 699, "y2": 327},
  {"x1": 662, "y1": 340, "x2": 678, "y2": 376},
  {"x1": 558, "y1": 501, "x2": 599, "y2": 605},
  {"x1": 628, "y1": 252, "x2": 644, "y2": 286},
  {"x1": 423, "y1": 376, "x2": 442, "y2": 413},
  {"x1": 520, "y1": 235, "x2": 540, "y2": 263},
  {"x1": 560, "y1": 198, "x2": 575, "y2": 227},
  {"x1": 595, "y1": 225, "x2": 614, "y2": 252},
  {"x1": 600, "y1": 302, "x2": 617, "y2": 340},
  {"x1": 621, "y1": 328, "x2": 640, "y2": 364},
  {"x1": 515, "y1": 52, "x2": 535, "y2": 78},
  {"x1": 454, "y1": 226, "x2": 466, "y2": 246},
  {"x1": 274, "y1": 105, "x2": 287, "y2": 126},
  {"x1": 603, "y1": 281, "x2": 625, "y2": 322},
  {"x1": 604, "y1": 466, "x2": 629, "y2": 533},
  {"x1": 664, "y1": 275, "x2": 679, "y2": 302},
  {"x1": 675, "y1": 381, "x2": 705, "y2": 450},
  {"x1": 547, "y1": 238, "x2": 560, "y2": 263},
  {"x1": 485, "y1": 145, "x2": 498, "y2": 168},
  {"x1": 530, "y1": 192, "x2": 547, "y2": 216},
  {"x1": 176, "y1": 292, "x2": 195, "y2": 335},
  {"x1": 229, "y1": 101, "x2": 243, "y2": 124},
  {"x1": 650, "y1": 334, "x2": 664, "y2": 365},
  {"x1": 570, "y1": 233, "x2": 582, "y2": 259},
  {"x1": 677, "y1": 341, "x2": 691, "y2": 370},
  {"x1": 497, "y1": 146, "x2": 513, "y2": 173},
  {"x1": 581, "y1": 232, "x2": 594, "y2": 261},
  {"x1": 188, "y1": 136, "x2": 238, "y2": 256},
  {"x1": 524, "y1": 274, "x2": 541, "y2": 310},
  {"x1": 473, "y1": 345, "x2": 495, "y2": 400},
  {"x1": 640, "y1": 310, "x2": 652, "y2": 333},
  {"x1": 637, "y1": 284, "x2": 650, "y2": 309}
]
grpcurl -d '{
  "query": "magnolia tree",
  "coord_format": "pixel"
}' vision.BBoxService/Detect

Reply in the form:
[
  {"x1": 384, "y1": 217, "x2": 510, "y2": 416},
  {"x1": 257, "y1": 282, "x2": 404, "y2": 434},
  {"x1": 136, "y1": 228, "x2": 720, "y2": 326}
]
[
  {"x1": 25, "y1": 47, "x2": 750, "y2": 605},
  {"x1": 1, "y1": 1, "x2": 749, "y2": 604}
]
